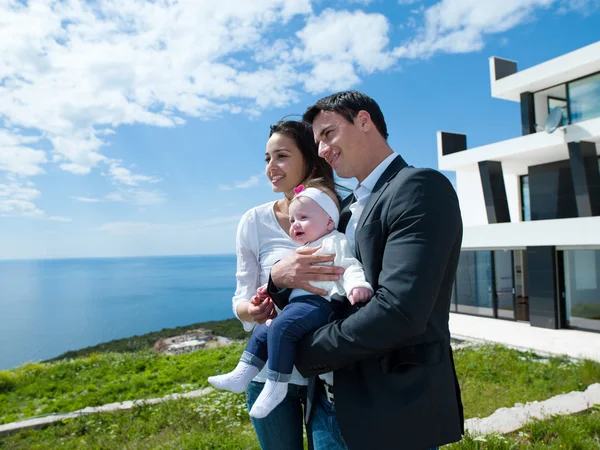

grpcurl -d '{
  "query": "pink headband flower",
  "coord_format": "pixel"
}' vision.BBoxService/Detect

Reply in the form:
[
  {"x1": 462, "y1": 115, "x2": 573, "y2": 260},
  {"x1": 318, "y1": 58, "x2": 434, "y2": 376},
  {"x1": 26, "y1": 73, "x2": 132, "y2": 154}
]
[{"x1": 293, "y1": 185, "x2": 305, "y2": 195}]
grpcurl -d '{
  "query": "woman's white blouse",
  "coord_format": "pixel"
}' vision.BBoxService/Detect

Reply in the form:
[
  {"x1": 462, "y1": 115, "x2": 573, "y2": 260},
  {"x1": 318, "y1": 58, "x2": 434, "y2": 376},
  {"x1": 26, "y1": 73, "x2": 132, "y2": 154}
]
[{"x1": 231, "y1": 201, "x2": 307, "y2": 385}]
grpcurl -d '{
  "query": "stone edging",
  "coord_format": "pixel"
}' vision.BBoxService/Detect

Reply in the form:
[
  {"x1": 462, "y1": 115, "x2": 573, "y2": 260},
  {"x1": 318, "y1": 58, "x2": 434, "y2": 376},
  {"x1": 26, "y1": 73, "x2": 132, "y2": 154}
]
[
  {"x1": 0, "y1": 387, "x2": 213, "y2": 437},
  {"x1": 2, "y1": 383, "x2": 599, "y2": 439},
  {"x1": 465, "y1": 383, "x2": 600, "y2": 435}
]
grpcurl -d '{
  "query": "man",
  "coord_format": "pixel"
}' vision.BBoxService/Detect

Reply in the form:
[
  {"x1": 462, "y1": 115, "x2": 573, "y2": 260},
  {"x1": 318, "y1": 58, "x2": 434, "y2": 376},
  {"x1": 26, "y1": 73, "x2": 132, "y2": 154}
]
[{"x1": 268, "y1": 91, "x2": 464, "y2": 450}]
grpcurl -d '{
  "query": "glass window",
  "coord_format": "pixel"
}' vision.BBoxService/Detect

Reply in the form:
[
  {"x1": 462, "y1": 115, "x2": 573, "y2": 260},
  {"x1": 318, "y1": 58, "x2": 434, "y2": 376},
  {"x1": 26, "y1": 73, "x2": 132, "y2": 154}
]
[
  {"x1": 547, "y1": 97, "x2": 568, "y2": 126},
  {"x1": 520, "y1": 175, "x2": 531, "y2": 221},
  {"x1": 455, "y1": 251, "x2": 494, "y2": 317},
  {"x1": 568, "y1": 73, "x2": 600, "y2": 124},
  {"x1": 564, "y1": 249, "x2": 600, "y2": 331}
]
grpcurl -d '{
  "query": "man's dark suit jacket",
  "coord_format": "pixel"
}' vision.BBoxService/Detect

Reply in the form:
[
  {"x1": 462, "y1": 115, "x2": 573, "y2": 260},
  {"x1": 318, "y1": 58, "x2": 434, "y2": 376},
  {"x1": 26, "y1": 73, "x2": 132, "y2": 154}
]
[{"x1": 270, "y1": 155, "x2": 464, "y2": 450}]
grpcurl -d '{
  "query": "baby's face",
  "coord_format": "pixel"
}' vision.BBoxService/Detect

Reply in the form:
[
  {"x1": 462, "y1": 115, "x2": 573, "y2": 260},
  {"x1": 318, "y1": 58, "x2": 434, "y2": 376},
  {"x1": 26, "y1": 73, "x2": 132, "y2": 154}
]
[{"x1": 289, "y1": 197, "x2": 334, "y2": 245}]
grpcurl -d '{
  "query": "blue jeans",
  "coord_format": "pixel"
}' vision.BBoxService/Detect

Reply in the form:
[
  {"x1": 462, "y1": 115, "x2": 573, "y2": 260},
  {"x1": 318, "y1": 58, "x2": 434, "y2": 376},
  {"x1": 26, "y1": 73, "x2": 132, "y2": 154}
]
[
  {"x1": 246, "y1": 380, "x2": 309, "y2": 450},
  {"x1": 310, "y1": 394, "x2": 439, "y2": 450},
  {"x1": 244, "y1": 295, "x2": 336, "y2": 381}
]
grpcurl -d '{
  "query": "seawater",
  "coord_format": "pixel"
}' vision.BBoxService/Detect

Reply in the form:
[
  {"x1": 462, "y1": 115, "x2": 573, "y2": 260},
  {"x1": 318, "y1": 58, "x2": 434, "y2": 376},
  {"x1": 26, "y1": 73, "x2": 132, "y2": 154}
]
[{"x1": 0, "y1": 255, "x2": 238, "y2": 370}]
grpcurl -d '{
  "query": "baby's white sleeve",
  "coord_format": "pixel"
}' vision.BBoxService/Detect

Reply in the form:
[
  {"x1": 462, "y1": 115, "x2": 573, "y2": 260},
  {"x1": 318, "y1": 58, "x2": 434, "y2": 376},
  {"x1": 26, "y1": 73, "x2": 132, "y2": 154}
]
[{"x1": 332, "y1": 235, "x2": 373, "y2": 294}]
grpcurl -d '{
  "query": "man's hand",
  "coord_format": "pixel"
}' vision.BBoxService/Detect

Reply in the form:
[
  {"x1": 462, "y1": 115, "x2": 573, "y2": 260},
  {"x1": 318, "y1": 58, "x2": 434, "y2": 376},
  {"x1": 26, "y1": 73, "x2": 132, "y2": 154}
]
[
  {"x1": 348, "y1": 287, "x2": 373, "y2": 305},
  {"x1": 271, "y1": 246, "x2": 344, "y2": 296},
  {"x1": 248, "y1": 293, "x2": 277, "y2": 324}
]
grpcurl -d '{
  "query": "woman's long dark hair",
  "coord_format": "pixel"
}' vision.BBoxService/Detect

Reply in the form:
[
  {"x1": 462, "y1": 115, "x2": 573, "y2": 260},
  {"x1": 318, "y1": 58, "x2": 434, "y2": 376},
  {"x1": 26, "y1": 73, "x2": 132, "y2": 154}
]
[{"x1": 269, "y1": 119, "x2": 348, "y2": 199}]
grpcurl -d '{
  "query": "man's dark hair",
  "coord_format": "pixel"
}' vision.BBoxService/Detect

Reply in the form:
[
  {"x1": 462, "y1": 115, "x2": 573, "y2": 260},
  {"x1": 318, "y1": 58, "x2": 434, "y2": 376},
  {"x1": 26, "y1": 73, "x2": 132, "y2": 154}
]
[{"x1": 302, "y1": 90, "x2": 389, "y2": 140}]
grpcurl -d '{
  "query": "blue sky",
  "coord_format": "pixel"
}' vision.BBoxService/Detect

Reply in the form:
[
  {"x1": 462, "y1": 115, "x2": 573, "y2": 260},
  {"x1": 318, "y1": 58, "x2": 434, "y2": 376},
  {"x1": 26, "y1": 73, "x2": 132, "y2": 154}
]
[{"x1": 1, "y1": 0, "x2": 599, "y2": 259}]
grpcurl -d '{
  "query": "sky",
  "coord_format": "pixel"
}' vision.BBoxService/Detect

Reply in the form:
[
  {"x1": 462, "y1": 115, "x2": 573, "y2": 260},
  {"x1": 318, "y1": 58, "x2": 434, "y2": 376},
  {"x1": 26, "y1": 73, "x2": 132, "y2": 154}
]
[{"x1": 1, "y1": 0, "x2": 599, "y2": 260}]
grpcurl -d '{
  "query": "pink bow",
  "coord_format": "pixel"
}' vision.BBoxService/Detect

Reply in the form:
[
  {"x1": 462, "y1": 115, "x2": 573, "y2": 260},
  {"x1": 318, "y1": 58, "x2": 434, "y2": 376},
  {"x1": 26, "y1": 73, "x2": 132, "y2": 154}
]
[{"x1": 293, "y1": 185, "x2": 305, "y2": 195}]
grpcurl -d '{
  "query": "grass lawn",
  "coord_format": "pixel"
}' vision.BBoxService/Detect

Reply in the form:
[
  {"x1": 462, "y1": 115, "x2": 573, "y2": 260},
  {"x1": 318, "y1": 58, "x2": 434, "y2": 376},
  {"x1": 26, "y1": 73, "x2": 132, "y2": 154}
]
[
  {"x1": 448, "y1": 407, "x2": 600, "y2": 449},
  {"x1": 1, "y1": 393, "x2": 598, "y2": 449},
  {"x1": 0, "y1": 391, "x2": 261, "y2": 450},
  {"x1": 1, "y1": 320, "x2": 599, "y2": 448},
  {"x1": 455, "y1": 344, "x2": 600, "y2": 418}
]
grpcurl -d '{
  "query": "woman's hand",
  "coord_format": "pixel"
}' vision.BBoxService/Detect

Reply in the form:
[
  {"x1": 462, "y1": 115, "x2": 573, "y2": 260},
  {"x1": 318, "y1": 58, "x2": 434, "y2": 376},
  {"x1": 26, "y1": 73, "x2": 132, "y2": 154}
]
[{"x1": 248, "y1": 294, "x2": 277, "y2": 324}]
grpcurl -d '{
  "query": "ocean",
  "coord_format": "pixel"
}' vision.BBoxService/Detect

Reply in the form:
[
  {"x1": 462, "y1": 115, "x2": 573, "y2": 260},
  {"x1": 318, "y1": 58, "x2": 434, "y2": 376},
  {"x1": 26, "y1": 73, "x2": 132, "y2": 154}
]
[{"x1": 0, "y1": 255, "x2": 238, "y2": 371}]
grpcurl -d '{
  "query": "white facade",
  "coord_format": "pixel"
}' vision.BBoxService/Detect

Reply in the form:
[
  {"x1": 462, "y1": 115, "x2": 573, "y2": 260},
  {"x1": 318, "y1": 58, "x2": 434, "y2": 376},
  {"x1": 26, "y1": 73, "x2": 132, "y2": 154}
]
[{"x1": 438, "y1": 41, "x2": 600, "y2": 331}]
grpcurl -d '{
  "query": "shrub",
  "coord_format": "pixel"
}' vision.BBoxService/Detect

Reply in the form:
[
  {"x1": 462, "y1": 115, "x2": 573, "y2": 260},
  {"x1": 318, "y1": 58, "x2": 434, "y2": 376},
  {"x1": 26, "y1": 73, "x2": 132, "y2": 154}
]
[{"x1": 0, "y1": 370, "x2": 18, "y2": 394}]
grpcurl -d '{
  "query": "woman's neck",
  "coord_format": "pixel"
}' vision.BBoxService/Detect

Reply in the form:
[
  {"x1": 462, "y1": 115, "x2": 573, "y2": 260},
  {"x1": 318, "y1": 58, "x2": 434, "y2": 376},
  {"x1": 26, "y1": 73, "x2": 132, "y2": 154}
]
[{"x1": 276, "y1": 195, "x2": 292, "y2": 216}]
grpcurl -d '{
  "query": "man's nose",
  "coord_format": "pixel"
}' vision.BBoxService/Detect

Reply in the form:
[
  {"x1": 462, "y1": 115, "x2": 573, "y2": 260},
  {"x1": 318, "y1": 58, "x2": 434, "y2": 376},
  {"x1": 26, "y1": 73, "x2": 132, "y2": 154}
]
[{"x1": 318, "y1": 141, "x2": 330, "y2": 158}]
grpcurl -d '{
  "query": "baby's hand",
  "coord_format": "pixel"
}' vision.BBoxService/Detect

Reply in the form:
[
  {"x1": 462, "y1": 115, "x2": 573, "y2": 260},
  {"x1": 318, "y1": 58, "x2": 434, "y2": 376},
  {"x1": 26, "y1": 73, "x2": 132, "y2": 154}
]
[
  {"x1": 256, "y1": 284, "x2": 269, "y2": 301},
  {"x1": 348, "y1": 287, "x2": 373, "y2": 305}
]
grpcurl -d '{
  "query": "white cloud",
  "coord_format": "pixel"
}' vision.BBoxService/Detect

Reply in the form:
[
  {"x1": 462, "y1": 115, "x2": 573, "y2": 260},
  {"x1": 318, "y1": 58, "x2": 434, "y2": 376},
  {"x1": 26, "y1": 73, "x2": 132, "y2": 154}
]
[
  {"x1": 0, "y1": 181, "x2": 43, "y2": 217},
  {"x1": 0, "y1": 0, "x2": 316, "y2": 202},
  {"x1": 72, "y1": 189, "x2": 165, "y2": 206},
  {"x1": 393, "y1": 0, "x2": 558, "y2": 58},
  {"x1": 0, "y1": 180, "x2": 69, "y2": 221},
  {"x1": 94, "y1": 221, "x2": 170, "y2": 235},
  {"x1": 72, "y1": 196, "x2": 101, "y2": 203},
  {"x1": 94, "y1": 215, "x2": 242, "y2": 235},
  {"x1": 558, "y1": 0, "x2": 600, "y2": 14},
  {"x1": 219, "y1": 173, "x2": 265, "y2": 191},
  {"x1": 125, "y1": 189, "x2": 166, "y2": 206},
  {"x1": 105, "y1": 192, "x2": 126, "y2": 203},
  {"x1": 108, "y1": 161, "x2": 161, "y2": 186},
  {"x1": 296, "y1": 9, "x2": 395, "y2": 92},
  {"x1": 2, "y1": 0, "x2": 598, "y2": 226},
  {"x1": 49, "y1": 216, "x2": 72, "y2": 222},
  {"x1": 0, "y1": 131, "x2": 47, "y2": 177}
]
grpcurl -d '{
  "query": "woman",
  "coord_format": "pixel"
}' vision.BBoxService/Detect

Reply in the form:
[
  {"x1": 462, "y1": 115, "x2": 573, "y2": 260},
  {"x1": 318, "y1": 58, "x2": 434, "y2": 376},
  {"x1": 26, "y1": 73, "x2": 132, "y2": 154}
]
[{"x1": 232, "y1": 120, "x2": 336, "y2": 450}]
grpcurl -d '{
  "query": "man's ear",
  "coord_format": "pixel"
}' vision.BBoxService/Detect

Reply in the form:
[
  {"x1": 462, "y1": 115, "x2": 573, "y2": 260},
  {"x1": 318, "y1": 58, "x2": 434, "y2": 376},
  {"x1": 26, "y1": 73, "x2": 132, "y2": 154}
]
[{"x1": 356, "y1": 110, "x2": 372, "y2": 133}]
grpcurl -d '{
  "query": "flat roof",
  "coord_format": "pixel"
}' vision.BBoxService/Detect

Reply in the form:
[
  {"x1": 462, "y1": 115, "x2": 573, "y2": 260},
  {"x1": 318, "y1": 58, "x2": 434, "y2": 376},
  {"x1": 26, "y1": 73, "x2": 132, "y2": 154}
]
[{"x1": 491, "y1": 41, "x2": 600, "y2": 102}]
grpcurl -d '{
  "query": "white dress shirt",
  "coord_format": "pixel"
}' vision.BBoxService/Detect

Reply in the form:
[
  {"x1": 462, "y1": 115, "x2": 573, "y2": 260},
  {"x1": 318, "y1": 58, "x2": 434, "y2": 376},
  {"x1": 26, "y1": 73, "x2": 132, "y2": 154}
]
[{"x1": 345, "y1": 153, "x2": 399, "y2": 252}]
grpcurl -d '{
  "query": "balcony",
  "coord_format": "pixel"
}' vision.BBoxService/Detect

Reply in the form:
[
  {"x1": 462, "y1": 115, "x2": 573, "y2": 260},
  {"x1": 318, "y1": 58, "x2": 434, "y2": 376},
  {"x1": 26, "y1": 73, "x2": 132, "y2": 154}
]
[{"x1": 438, "y1": 116, "x2": 600, "y2": 174}]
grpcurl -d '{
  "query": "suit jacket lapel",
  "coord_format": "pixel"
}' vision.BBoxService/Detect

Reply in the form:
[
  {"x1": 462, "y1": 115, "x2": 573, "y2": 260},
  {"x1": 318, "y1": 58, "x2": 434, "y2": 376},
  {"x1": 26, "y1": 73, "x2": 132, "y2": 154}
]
[{"x1": 356, "y1": 155, "x2": 408, "y2": 235}]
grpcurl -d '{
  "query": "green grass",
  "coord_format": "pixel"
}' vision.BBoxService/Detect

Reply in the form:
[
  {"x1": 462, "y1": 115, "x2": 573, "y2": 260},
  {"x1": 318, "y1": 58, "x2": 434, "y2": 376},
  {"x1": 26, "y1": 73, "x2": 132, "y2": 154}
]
[
  {"x1": 1, "y1": 323, "x2": 600, "y2": 449},
  {"x1": 0, "y1": 344, "x2": 244, "y2": 425},
  {"x1": 46, "y1": 318, "x2": 247, "y2": 361},
  {"x1": 455, "y1": 344, "x2": 600, "y2": 418},
  {"x1": 2, "y1": 342, "x2": 600, "y2": 426},
  {"x1": 0, "y1": 391, "x2": 262, "y2": 450},
  {"x1": 1, "y1": 393, "x2": 598, "y2": 450},
  {"x1": 447, "y1": 407, "x2": 600, "y2": 449}
]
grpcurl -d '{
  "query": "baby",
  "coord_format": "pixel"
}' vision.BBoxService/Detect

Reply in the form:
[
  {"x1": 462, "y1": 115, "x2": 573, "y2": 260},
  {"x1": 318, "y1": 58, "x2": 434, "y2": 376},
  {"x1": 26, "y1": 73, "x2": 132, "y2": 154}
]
[{"x1": 208, "y1": 182, "x2": 373, "y2": 418}]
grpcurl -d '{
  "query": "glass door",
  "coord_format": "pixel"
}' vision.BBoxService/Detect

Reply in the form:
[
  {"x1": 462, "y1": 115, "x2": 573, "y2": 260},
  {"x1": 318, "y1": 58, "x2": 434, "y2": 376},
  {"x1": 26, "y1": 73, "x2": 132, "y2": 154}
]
[
  {"x1": 513, "y1": 250, "x2": 529, "y2": 321},
  {"x1": 494, "y1": 251, "x2": 516, "y2": 319}
]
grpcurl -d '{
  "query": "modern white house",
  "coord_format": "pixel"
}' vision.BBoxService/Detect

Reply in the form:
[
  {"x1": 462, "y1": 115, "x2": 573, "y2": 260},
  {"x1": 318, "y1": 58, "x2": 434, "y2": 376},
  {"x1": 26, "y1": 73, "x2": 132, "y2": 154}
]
[{"x1": 438, "y1": 41, "x2": 600, "y2": 332}]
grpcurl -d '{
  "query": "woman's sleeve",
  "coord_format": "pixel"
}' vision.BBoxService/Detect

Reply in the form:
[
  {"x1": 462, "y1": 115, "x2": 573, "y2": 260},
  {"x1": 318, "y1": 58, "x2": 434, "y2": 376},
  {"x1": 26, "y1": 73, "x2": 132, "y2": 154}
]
[{"x1": 231, "y1": 209, "x2": 261, "y2": 332}]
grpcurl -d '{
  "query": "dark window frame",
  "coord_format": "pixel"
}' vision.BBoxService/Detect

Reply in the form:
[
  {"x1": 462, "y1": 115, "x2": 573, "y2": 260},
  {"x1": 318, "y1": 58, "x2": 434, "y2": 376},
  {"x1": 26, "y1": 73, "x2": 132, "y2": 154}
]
[{"x1": 531, "y1": 70, "x2": 600, "y2": 126}]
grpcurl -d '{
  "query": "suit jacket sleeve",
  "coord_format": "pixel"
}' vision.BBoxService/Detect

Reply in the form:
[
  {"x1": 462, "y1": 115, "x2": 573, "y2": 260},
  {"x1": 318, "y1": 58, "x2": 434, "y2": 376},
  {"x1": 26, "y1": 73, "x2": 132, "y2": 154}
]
[
  {"x1": 295, "y1": 170, "x2": 461, "y2": 376},
  {"x1": 266, "y1": 274, "x2": 291, "y2": 310}
]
